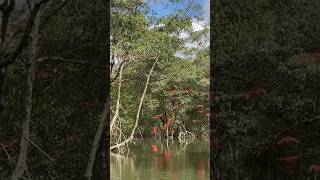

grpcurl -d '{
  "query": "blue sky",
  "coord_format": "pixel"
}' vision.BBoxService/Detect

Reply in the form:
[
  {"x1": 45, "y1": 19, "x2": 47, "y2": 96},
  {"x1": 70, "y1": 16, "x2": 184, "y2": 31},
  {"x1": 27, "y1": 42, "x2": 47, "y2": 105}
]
[
  {"x1": 146, "y1": 0, "x2": 210, "y2": 23},
  {"x1": 145, "y1": 0, "x2": 210, "y2": 60}
]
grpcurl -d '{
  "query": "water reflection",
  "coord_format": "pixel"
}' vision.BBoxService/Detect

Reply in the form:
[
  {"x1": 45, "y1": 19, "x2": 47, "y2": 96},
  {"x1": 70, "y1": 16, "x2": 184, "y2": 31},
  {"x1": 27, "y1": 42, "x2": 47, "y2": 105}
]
[{"x1": 111, "y1": 139, "x2": 210, "y2": 180}]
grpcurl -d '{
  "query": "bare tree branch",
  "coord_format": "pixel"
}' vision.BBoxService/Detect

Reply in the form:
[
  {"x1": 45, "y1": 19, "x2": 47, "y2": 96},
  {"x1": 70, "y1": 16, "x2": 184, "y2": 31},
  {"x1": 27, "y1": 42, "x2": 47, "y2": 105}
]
[
  {"x1": 110, "y1": 63, "x2": 124, "y2": 132},
  {"x1": 36, "y1": 56, "x2": 106, "y2": 69},
  {"x1": 110, "y1": 58, "x2": 158, "y2": 150}
]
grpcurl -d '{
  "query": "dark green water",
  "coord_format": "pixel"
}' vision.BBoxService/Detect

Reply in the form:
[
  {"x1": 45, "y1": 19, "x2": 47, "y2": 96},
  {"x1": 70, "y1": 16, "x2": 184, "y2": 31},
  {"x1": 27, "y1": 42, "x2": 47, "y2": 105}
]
[{"x1": 110, "y1": 139, "x2": 210, "y2": 180}]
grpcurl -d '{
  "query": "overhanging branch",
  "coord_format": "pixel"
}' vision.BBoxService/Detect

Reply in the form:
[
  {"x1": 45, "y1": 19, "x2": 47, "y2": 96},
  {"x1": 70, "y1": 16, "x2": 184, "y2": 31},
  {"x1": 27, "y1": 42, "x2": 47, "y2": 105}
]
[{"x1": 36, "y1": 56, "x2": 106, "y2": 69}]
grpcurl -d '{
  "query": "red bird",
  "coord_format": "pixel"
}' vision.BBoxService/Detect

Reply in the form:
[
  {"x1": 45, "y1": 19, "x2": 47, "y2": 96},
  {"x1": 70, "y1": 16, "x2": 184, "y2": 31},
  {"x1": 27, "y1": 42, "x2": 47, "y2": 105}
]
[
  {"x1": 197, "y1": 110, "x2": 204, "y2": 114},
  {"x1": 278, "y1": 155, "x2": 299, "y2": 164},
  {"x1": 308, "y1": 164, "x2": 320, "y2": 173},
  {"x1": 151, "y1": 144, "x2": 158, "y2": 153},
  {"x1": 197, "y1": 104, "x2": 204, "y2": 109},
  {"x1": 278, "y1": 136, "x2": 300, "y2": 146},
  {"x1": 242, "y1": 87, "x2": 267, "y2": 99}
]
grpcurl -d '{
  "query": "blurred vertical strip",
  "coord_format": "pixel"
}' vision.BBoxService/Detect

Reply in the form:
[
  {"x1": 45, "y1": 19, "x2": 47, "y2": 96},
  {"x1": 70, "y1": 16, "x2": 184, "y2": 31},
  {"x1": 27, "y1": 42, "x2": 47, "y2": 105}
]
[
  {"x1": 210, "y1": 1, "x2": 223, "y2": 180},
  {"x1": 103, "y1": 0, "x2": 110, "y2": 179}
]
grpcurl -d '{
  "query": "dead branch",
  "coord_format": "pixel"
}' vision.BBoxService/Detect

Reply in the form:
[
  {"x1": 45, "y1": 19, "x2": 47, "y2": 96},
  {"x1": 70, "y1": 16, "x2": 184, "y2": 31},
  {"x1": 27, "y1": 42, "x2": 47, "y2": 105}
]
[
  {"x1": 110, "y1": 63, "x2": 124, "y2": 132},
  {"x1": 110, "y1": 58, "x2": 158, "y2": 150}
]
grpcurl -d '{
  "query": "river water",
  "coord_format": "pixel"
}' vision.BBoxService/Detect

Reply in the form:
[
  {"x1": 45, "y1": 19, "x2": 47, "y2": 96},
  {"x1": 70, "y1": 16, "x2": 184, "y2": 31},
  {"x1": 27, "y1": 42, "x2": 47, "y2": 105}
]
[{"x1": 110, "y1": 139, "x2": 210, "y2": 180}]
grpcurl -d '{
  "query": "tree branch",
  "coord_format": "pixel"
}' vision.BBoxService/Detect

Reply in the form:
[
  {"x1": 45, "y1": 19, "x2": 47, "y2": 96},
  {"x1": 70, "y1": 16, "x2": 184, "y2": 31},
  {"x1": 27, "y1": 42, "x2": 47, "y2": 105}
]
[
  {"x1": 10, "y1": 1, "x2": 46, "y2": 178},
  {"x1": 36, "y1": 56, "x2": 106, "y2": 69},
  {"x1": 110, "y1": 58, "x2": 158, "y2": 150},
  {"x1": 110, "y1": 61, "x2": 125, "y2": 83},
  {"x1": 110, "y1": 63, "x2": 124, "y2": 132},
  {"x1": 0, "y1": 0, "x2": 50, "y2": 69}
]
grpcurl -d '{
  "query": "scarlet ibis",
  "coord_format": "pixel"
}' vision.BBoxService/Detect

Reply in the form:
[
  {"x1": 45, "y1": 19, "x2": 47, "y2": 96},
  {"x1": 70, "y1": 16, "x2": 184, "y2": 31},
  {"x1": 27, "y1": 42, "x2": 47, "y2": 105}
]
[
  {"x1": 242, "y1": 87, "x2": 267, "y2": 99},
  {"x1": 308, "y1": 164, "x2": 320, "y2": 173},
  {"x1": 278, "y1": 155, "x2": 299, "y2": 164},
  {"x1": 151, "y1": 144, "x2": 158, "y2": 153},
  {"x1": 197, "y1": 104, "x2": 204, "y2": 109},
  {"x1": 197, "y1": 110, "x2": 204, "y2": 114},
  {"x1": 255, "y1": 87, "x2": 267, "y2": 96},
  {"x1": 278, "y1": 136, "x2": 299, "y2": 146}
]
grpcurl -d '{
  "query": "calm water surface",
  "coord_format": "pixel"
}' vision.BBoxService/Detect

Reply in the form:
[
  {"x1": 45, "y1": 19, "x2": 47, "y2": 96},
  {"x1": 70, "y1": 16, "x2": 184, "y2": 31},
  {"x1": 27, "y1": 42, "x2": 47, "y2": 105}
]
[{"x1": 111, "y1": 139, "x2": 209, "y2": 180}]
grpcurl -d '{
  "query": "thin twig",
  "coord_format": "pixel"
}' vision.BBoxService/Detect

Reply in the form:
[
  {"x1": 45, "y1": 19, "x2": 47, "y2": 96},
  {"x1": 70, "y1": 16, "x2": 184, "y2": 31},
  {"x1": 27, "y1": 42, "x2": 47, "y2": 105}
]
[{"x1": 25, "y1": 137, "x2": 55, "y2": 161}]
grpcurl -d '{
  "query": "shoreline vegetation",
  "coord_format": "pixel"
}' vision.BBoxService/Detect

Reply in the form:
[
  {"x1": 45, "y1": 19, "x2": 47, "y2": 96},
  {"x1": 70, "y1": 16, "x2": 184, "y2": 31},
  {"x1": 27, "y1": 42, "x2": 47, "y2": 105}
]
[{"x1": 110, "y1": 0, "x2": 210, "y2": 155}]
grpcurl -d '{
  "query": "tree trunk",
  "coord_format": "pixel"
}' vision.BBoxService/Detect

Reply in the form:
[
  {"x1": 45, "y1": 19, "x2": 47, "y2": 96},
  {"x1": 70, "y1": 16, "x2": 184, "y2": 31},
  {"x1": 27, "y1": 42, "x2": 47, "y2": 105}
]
[
  {"x1": 110, "y1": 58, "x2": 158, "y2": 150},
  {"x1": 110, "y1": 63, "x2": 125, "y2": 133},
  {"x1": 85, "y1": 97, "x2": 110, "y2": 180},
  {"x1": 10, "y1": 2, "x2": 44, "y2": 179}
]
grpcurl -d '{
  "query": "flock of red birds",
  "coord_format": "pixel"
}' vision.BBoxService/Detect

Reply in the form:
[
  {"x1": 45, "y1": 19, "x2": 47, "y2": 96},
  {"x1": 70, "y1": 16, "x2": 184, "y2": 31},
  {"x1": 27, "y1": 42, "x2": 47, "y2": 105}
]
[
  {"x1": 151, "y1": 87, "x2": 320, "y2": 175},
  {"x1": 277, "y1": 136, "x2": 320, "y2": 173},
  {"x1": 150, "y1": 144, "x2": 208, "y2": 180},
  {"x1": 151, "y1": 86, "x2": 210, "y2": 135},
  {"x1": 151, "y1": 103, "x2": 209, "y2": 135}
]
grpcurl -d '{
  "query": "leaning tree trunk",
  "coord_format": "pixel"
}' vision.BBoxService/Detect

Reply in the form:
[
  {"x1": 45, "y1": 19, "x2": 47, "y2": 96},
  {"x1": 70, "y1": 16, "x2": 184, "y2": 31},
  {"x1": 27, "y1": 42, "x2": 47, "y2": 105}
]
[
  {"x1": 84, "y1": 97, "x2": 110, "y2": 180},
  {"x1": 10, "y1": 3, "x2": 43, "y2": 180},
  {"x1": 110, "y1": 63, "x2": 125, "y2": 133},
  {"x1": 110, "y1": 57, "x2": 158, "y2": 150},
  {"x1": 85, "y1": 61, "x2": 125, "y2": 180}
]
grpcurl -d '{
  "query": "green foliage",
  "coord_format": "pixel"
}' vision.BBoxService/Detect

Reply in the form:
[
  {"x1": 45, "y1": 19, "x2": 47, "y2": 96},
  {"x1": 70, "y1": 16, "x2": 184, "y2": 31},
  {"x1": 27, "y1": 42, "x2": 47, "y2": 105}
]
[{"x1": 110, "y1": 0, "x2": 209, "y2": 139}]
